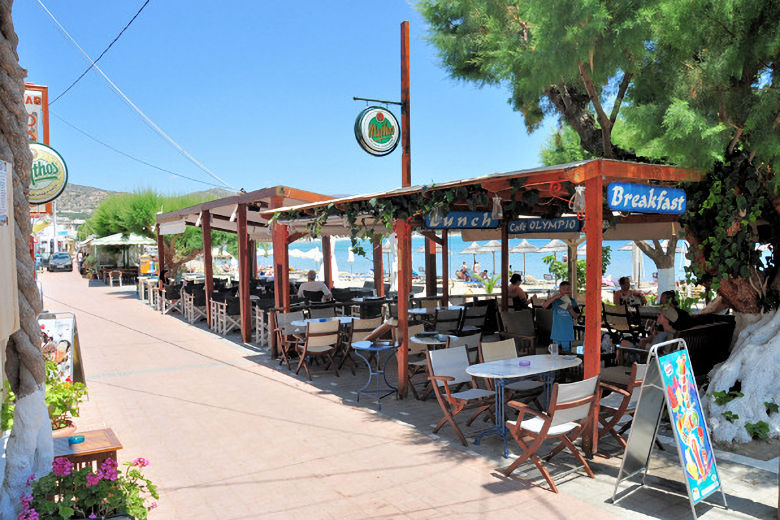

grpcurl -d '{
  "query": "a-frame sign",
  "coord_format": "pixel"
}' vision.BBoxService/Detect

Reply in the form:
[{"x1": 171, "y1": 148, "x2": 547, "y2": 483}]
[{"x1": 612, "y1": 339, "x2": 728, "y2": 519}]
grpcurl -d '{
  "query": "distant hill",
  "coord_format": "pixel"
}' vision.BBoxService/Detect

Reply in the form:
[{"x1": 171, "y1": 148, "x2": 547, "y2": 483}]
[{"x1": 55, "y1": 184, "x2": 121, "y2": 219}]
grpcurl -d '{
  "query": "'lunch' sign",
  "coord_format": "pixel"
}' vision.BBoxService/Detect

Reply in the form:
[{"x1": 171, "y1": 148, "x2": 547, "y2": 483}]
[{"x1": 607, "y1": 182, "x2": 686, "y2": 215}]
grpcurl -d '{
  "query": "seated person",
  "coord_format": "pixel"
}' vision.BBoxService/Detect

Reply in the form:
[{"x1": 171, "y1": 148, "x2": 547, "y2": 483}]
[
  {"x1": 613, "y1": 276, "x2": 647, "y2": 306},
  {"x1": 508, "y1": 273, "x2": 529, "y2": 310},
  {"x1": 296, "y1": 270, "x2": 332, "y2": 302},
  {"x1": 480, "y1": 269, "x2": 489, "y2": 280},
  {"x1": 457, "y1": 262, "x2": 472, "y2": 282},
  {"x1": 658, "y1": 290, "x2": 694, "y2": 330}
]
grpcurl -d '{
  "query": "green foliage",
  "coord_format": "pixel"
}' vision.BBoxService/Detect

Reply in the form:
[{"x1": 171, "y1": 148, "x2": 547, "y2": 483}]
[
  {"x1": 541, "y1": 246, "x2": 611, "y2": 287},
  {"x1": 722, "y1": 411, "x2": 739, "y2": 423},
  {"x1": 44, "y1": 361, "x2": 87, "y2": 430},
  {"x1": 2, "y1": 381, "x2": 15, "y2": 432},
  {"x1": 24, "y1": 457, "x2": 158, "y2": 520},
  {"x1": 677, "y1": 294, "x2": 699, "y2": 313},
  {"x1": 711, "y1": 390, "x2": 744, "y2": 406},
  {"x1": 765, "y1": 401, "x2": 779, "y2": 414},
  {"x1": 473, "y1": 274, "x2": 501, "y2": 294},
  {"x1": 745, "y1": 421, "x2": 770, "y2": 440},
  {"x1": 541, "y1": 126, "x2": 593, "y2": 166}
]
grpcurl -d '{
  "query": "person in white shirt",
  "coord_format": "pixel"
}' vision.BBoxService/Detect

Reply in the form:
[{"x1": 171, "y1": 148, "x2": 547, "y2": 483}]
[{"x1": 297, "y1": 270, "x2": 332, "y2": 301}]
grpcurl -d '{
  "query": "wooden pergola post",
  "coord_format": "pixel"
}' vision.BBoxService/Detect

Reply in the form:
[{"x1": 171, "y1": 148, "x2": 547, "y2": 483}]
[
  {"x1": 424, "y1": 236, "x2": 437, "y2": 297},
  {"x1": 441, "y1": 230, "x2": 449, "y2": 307},
  {"x1": 500, "y1": 222, "x2": 509, "y2": 311},
  {"x1": 202, "y1": 210, "x2": 214, "y2": 327},
  {"x1": 395, "y1": 219, "x2": 411, "y2": 396},
  {"x1": 156, "y1": 224, "x2": 164, "y2": 290},
  {"x1": 322, "y1": 235, "x2": 333, "y2": 289},
  {"x1": 237, "y1": 203, "x2": 252, "y2": 343},
  {"x1": 372, "y1": 234, "x2": 383, "y2": 297}
]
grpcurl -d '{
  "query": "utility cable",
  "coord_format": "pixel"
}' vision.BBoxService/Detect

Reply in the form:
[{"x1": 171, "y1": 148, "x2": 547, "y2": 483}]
[
  {"x1": 51, "y1": 0, "x2": 151, "y2": 105},
  {"x1": 53, "y1": 113, "x2": 228, "y2": 189},
  {"x1": 35, "y1": 0, "x2": 238, "y2": 192}
]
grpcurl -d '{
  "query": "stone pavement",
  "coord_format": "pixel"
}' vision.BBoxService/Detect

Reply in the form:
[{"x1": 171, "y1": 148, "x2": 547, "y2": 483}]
[{"x1": 40, "y1": 271, "x2": 777, "y2": 519}]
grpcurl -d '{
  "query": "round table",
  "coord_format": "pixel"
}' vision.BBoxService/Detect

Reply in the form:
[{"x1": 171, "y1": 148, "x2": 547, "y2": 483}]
[
  {"x1": 351, "y1": 341, "x2": 399, "y2": 410},
  {"x1": 410, "y1": 334, "x2": 450, "y2": 347},
  {"x1": 290, "y1": 316, "x2": 355, "y2": 328},
  {"x1": 467, "y1": 354, "x2": 583, "y2": 457}
]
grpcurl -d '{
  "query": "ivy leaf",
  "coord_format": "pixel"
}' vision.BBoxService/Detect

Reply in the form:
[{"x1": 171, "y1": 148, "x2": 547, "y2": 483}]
[
  {"x1": 765, "y1": 401, "x2": 779, "y2": 414},
  {"x1": 369, "y1": 198, "x2": 378, "y2": 208}
]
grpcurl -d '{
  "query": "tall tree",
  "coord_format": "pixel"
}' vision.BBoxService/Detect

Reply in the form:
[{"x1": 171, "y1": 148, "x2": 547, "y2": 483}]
[{"x1": 81, "y1": 191, "x2": 236, "y2": 277}]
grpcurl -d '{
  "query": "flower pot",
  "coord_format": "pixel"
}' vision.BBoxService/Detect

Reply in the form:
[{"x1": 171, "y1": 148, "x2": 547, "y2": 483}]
[{"x1": 51, "y1": 419, "x2": 77, "y2": 438}]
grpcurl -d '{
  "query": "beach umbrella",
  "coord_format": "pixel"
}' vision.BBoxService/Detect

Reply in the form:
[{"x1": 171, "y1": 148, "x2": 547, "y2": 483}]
[
  {"x1": 510, "y1": 239, "x2": 538, "y2": 277},
  {"x1": 459, "y1": 241, "x2": 482, "y2": 267},
  {"x1": 476, "y1": 240, "x2": 502, "y2": 275},
  {"x1": 538, "y1": 239, "x2": 568, "y2": 261},
  {"x1": 347, "y1": 248, "x2": 355, "y2": 274},
  {"x1": 414, "y1": 243, "x2": 452, "y2": 254}
]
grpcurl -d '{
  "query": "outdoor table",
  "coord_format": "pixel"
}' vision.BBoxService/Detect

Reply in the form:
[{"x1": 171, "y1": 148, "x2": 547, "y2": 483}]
[
  {"x1": 53, "y1": 428, "x2": 122, "y2": 471},
  {"x1": 408, "y1": 305, "x2": 463, "y2": 317},
  {"x1": 409, "y1": 333, "x2": 450, "y2": 348},
  {"x1": 466, "y1": 354, "x2": 583, "y2": 458},
  {"x1": 290, "y1": 316, "x2": 355, "y2": 328},
  {"x1": 351, "y1": 340, "x2": 399, "y2": 410}
]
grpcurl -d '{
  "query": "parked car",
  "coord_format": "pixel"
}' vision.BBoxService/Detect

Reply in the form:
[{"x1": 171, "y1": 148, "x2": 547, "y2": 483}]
[{"x1": 47, "y1": 252, "x2": 73, "y2": 272}]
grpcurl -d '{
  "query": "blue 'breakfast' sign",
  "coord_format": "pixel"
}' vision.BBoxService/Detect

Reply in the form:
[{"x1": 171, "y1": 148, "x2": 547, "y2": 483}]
[
  {"x1": 607, "y1": 182, "x2": 686, "y2": 214},
  {"x1": 508, "y1": 217, "x2": 582, "y2": 234},
  {"x1": 425, "y1": 211, "x2": 498, "y2": 229}
]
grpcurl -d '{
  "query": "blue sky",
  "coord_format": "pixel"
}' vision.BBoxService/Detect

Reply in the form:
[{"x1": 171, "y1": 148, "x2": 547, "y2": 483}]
[{"x1": 14, "y1": 1, "x2": 557, "y2": 196}]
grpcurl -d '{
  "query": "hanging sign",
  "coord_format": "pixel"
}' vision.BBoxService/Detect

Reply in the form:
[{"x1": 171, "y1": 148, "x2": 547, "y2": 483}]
[
  {"x1": 24, "y1": 83, "x2": 49, "y2": 144},
  {"x1": 613, "y1": 339, "x2": 726, "y2": 518},
  {"x1": 425, "y1": 211, "x2": 499, "y2": 230},
  {"x1": 28, "y1": 143, "x2": 68, "y2": 205},
  {"x1": 354, "y1": 106, "x2": 400, "y2": 156},
  {"x1": 607, "y1": 182, "x2": 686, "y2": 214},
  {"x1": 508, "y1": 217, "x2": 583, "y2": 234}
]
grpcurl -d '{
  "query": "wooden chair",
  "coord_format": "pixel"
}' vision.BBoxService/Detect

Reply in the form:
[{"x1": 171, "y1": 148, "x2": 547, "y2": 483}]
[
  {"x1": 394, "y1": 323, "x2": 427, "y2": 399},
  {"x1": 303, "y1": 290, "x2": 324, "y2": 303},
  {"x1": 342, "y1": 317, "x2": 383, "y2": 373},
  {"x1": 599, "y1": 363, "x2": 646, "y2": 449},
  {"x1": 426, "y1": 346, "x2": 494, "y2": 446},
  {"x1": 461, "y1": 305, "x2": 488, "y2": 335},
  {"x1": 432, "y1": 308, "x2": 462, "y2": 334},
  {"x1": 161, "y1": 285, "x2": 182, "y2": 315},
  {"x1": 446, "y1": 332, "x2": 482, "y2": 365},
  {"x1": 533, "y1": 307, "x2": 554, "y2": 347},
  {"x1": 602, "y1": 303, "x2": 641, "y2": 343},
  {"x1": 498, "y1": 309, "x2": 536, "y2": 356},
  {"x1": 273, "y1": 311, "x2": 305, "y2": 369},
  {"x1": 479, "y1": 339, "x2": 543, "y2": 409},
  {"x1": 295, "y1": 320, "x2": 340, "y2": 380},
  {"x1": 503, "y1": 375, "x2": 600, "y2": 493},
  {"x1": 309, "y1": 304, "x2": 336, "y2": 319}
]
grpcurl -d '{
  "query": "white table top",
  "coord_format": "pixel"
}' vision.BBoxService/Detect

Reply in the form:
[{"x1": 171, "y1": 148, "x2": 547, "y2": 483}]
[
  {"x1": 290, "y1": 317, "x2": 355, "y2": 327},
  {"x1": 467, "y1": 354, "x2": 582, "y2": 379},
  {"x1": 410, "y1": 334, "x2": 451, "y2": 345},
  {"x1": 408, "y1": 305, "x2": 463, "y2": 315}
]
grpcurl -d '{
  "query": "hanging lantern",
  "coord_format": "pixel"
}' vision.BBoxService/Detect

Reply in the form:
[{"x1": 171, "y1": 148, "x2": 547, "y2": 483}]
[
  {"x1": 491, "y1": 194, "x2": 503, "y2": 220},
  {"x1": 569, "y1": 185, "x2": 586, "y2": 213}
]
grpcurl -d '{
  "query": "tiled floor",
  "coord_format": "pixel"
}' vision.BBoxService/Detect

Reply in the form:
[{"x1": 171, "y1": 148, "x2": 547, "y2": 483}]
[{"x1": 41, "y1": 271, "x2": 777, "y2": 519}]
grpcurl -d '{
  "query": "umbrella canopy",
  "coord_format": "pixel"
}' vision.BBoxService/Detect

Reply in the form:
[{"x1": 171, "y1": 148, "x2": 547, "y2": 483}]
[
  {"x1": 414, "y1": 243, "x2": 452, "y2": 254},
  {"x1": 90, "y1": 233, "x2": 155, "y2": 247},
  {"x1": 476, "y1": 240, "x2": 502, "y2": 275},
  {"x1": 289, "y1": 247, "x2": 323, "y2": 262},
  {"x1": 537, "y1": 239, "x2": 568, "y2": 253},
  {"x1": 510, "y1": 239, "x2": 539, "y2": 277}
]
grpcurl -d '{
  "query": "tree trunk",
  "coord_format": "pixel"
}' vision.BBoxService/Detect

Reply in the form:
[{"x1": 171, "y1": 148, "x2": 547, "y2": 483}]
[
  {"x1": 635, "y1": 238, "x2": 677, "y2": 294},
  {"x1": 704, "y1": 309, "x2": 780, "y2": 443},
  {"x1": 0, "y1": 2, "x2": 53, "y2": 515}
]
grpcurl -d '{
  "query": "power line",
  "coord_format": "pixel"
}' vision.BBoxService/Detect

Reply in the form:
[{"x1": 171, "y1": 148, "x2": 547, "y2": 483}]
[
  {"x1": 35, "y1": 0, "x2": 238, "y2": 192},
  {"x1": 54, "y1": 112, "x2": 230, "y2": 190},
  {"x1": 51, "y1": 0, "x2": 152, "y2": 105}
]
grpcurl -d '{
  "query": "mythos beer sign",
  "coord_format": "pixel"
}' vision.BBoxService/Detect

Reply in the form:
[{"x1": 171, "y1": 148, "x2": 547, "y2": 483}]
[
  {"x1": 28, "y1": 143, "x2": 68, "y2": 205},
  {"x1": 354, "y1": 106, "x2": 400, "y2": 156}
]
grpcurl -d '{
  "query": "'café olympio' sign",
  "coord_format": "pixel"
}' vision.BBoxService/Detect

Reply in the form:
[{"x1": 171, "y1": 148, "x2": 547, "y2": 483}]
[{"x1": 607, "y1": 182, "x2": 686, "y2": 215}]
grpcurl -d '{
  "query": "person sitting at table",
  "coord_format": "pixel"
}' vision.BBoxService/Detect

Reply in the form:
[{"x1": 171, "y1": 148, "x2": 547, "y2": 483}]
[
  {"x1": 658, "y1": 290, "x2": 695, "y2": 330},
  {"x1": 508, "y1": 273, "x2": 529, "y2": 310},
  {"x1": 543, "y1": 281, "x2": 580, "y2": 352},
  {"x1": 613, "y1": 276, "x2": 647, "y2": 306},
  {"x1": 297, "y1": 270, "x2": 332, "y2": 301}
]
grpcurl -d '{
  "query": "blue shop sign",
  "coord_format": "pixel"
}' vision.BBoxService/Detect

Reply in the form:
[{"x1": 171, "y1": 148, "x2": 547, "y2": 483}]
[
  {"x1": 425, "y1": 211, "x2": 498, "y2": 229},
  {"x1": 607, "y1": 182, "x2": 686, "y2": 214},
  {"x1": 508, "y1": 217, "x2": 582, "y2": 234}
]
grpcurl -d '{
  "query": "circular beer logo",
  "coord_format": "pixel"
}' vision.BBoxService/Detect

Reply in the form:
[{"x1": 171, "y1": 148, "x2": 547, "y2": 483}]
[
  {"x1": 28, "y1": 143, "x2": 68, "y2": 204},
  {"x1": 354, "y1": 106, "x2": 400, "y2": 156}
]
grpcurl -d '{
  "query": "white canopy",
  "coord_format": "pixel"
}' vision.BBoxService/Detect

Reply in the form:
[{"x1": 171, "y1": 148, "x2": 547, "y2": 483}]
[{"x1": 88, "y1": 233, "x2": 155, "y2": 247}]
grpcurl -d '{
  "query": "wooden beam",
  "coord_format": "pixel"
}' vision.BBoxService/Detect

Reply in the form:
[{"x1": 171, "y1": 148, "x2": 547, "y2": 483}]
[
  {"x1": 286, "y1": 232, "x2": 306, "y2": 244},
  {"x1": 395, "y1": 219, "x2": 411, "y2": 397},
  {"x1": 441, "y1": 230, "x2": 449, "y2": 307},
  {"x1": 425, "y1": 236, "x2": 437, "y2": 297},
  {"x1": 372, "y1": 234, "x2": 383, "y2": 297},
  {"x1": 501, "y1": 222, "x2": 509, "y2": 311},
  {"x1": 322, "y1": 236, "x2": 333, "y2": 289},
  {"x1": 419, "y1": 230, "x2": 442, "y2": 246},
  {"x1": 237, "y1": 204, "x2": 252, "y2": 344},
  {"x1": 401, "y1": 21, "x2": 410, "y2": 188},
  {"x1": 202, "y1": 211, "x2": 214, "y2": 328}
]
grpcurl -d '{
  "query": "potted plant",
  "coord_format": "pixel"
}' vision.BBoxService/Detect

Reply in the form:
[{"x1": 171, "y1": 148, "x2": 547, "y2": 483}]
[
  {"x1": 44, "y1": 360, "x2": 88, "y2": 436},
  {"x1": 20, "y1": 456, "x2": 158, "y2": 520}
]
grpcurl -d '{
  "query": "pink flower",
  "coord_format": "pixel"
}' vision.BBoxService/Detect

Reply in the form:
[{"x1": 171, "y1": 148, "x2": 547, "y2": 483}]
[
  {"x1": 20, "y1": 493, "x2": 33, "y2": 506},
  {"x1": 52, "y1": 457, "x2": 73, "y2": 477},
  {"x1": 132, "y1": 457, "x2": 150, "y2": 468},
  {"x1": 89, "y1": 514, "x2": 97, "y2": 519},
  {"x1": 100, "y1": 458, "x2": 118, "y2": 481},
  {"x1": 150, "y1": 502, "x2": 158, "y2": 509},
  {"x1": 25, "y1": 474, "x2": 35, "y2": 487},
  {"x1": 86, "y1": 472, "x2": 100, "y2": 487}
]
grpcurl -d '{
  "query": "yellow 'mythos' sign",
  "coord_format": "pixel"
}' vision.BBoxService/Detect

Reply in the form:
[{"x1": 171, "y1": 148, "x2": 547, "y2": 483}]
[{"x1": 28, "y1": 143, "x2": 67, "y2": 204}]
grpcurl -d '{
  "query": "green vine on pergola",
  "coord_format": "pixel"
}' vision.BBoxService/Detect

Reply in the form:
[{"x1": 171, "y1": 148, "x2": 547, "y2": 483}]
[{"x1": 270, "y1": 179, "x2": 618, "y2": 257}]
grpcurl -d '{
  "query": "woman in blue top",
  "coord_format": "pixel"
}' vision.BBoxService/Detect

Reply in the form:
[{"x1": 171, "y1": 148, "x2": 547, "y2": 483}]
[{"x1": 543, "y1": 281, "x2": 581, "y2": 351}]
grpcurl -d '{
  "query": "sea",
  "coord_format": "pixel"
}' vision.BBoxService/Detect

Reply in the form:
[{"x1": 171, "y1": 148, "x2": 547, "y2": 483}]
[{"x1": 256, "y1": 235, "x2": 691, "y2": 284}]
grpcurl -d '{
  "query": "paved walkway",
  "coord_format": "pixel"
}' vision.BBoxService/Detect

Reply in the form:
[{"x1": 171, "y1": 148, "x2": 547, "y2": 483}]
[
  {"x1": 41, "y1": 271, "x2": 777, "y2": 519},
  {"x1": 41, "y1": 271, "x2": 617, "y2": 519}
]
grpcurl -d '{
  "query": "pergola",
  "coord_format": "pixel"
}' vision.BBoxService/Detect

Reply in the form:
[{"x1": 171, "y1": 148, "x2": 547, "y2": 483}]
[
  {"x1": 155, "y1": 186, "x2": 333, "y2": 343},
  {"x1": 262, "y1": 159, "x2": 702, "y2": 396}
]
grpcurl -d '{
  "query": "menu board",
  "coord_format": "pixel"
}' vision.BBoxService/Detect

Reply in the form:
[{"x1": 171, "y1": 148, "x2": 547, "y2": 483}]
[
  {"x1": 658, "y1": 349, "x2": 720, "y2": 504},
  {"x1": 38, "y1": 313, "x2": 85, "y2": 385}
]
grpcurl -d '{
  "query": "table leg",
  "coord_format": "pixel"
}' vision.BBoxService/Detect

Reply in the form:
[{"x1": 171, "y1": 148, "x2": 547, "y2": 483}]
[
  {"x1": 353, "y1": 348, "x2": 397, "y2": 411},
  {"x1": 543, "y1": 372, "x2": 555, "y2": 409},
  {"x1": 473, "y1": 377, "x2": 509, "y2": 458}
]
